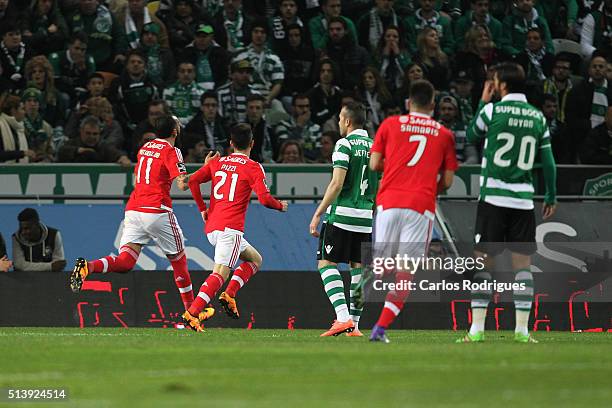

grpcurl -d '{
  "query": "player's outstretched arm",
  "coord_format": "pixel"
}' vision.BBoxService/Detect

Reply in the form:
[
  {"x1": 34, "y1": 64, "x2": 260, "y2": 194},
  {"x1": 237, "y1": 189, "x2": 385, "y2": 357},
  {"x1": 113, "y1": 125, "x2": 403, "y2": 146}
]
[
  {"x1": 466, "y1": 80, "x2": 495, "y2": 144},
  {"x1": 540, "y1": 145, "x2": 558, "y2": 220},
  {"x1": 309, "y1": 167, "x2": 347, "y2": 237}
]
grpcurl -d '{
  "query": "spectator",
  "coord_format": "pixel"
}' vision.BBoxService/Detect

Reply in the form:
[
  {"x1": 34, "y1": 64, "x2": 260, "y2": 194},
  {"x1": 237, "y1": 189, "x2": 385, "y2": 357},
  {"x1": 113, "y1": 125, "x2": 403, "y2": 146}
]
[
  {"x1": 574, "y1": 0, "x2": 603, "y2": 41},
  {"x1": 581, "y1": 0, "x2": 612, "y2": 58},
  {"x1": 66, "y1": 0, "x2": 127, "y2": 72},
  {"x1": 179, "y1": 23, "x2": 230, "y2": 90},
  {"x1": 315, "y1": 130, "x2": 338, "y2": 163},
  {"x1": 277, "y1": 23, "x2": 315, "y2": 107},
  {"x1": 308, "y1": 0, "x2": 357, "y2": 50},
  {"x1": 357, "y1": 66, "x2": 393, "y2": 129},
  {"x1": 414, "y1": 27, "x2": 450, "y2": 91},
  {"x1": 65, "y1": 96, "x2": 124, "y2": 149},
  {"x1": 58, "y1": 114, "x2": 131, "y2": 165},
  {"x1": 565, "y1": 53, "x2": 612, "y2": 163},
  {"x1": 12, "y1": 208, "x2": 66, "y2": 272},
  {"x1": 115, "y1": 0, "x2": 170, "y2": 50},
  {"x1": 405, "y1": 0, "x2": 455, "y2": 55},
  {"x1": 0, "y1": 23, "x2": 34, "y2": 93},
  {"x1": 383, "y1": 103, "x2": 402, "y2": 118},
  {"x1": 213, "y1": 0, "x2": 252, "y2": 53},
  {"x1": 322, "y1": 16, "x2": 370, "y2": 90},
  {"x1": 184, "y1": 91, "x2": 229, "y2": 161},
  {"x1": 375, "y1": 25, "x2": 412, "y2": 96},
  {"x1": 536, "y1": 0, "x2": 579, "y2": 39},
  {"x1": 269, "y1": 0, "x2": 304, "y2": 53},
  {"x1": 131, "y1": 99, "x2": 169, "y2": 159},
  {"x1": 276, "y1": 139, "x2": 305, "y2": 163},
  {"x1": 489, "y1": 0, "x2": 512, "y2": 21},
  {"x1": 394, "y1": 62, "x2": 425, "y2": 109},
  {"x1": 23, "y1": 0, "x2": 69, "y2": 55},
  {"x1": 275, "y1": 93, "x2": 321, "y2": 161},
  {"x1": 109, "y1": 49, "x2": 159, "y2": 131},
  {"x1": 0, "y1": 232, "x2": 11, "y2": 272},
  {"x1": 24, "y1": 56, "x2": 68, "y2": 128},
  {"x1": 543, "y1": 54, "x2": 574, "y2": 124},
  {"x1": 500, "y1": 0, "x2": 554, "y2": 57},
  {"x1": 163, "y1": 61, "x2": 205, "y2": 126},
  {"x1": 514, "y1": 26, "x2": 555, "y2": 101},
  {"x1": 541, "y1": 93, "x2": 570, "y2": 163},
  {"x1": 450, "y1": 70, "x2": 477, "y2": 130},
  {"x1": 245, "y1": 93, "x2": 275, "y2": 162},
  {"x1": 22, "y1": 88, "x2": 54, "y2": 162},
  {"x1": 48, "y1": 31, "x2": 96, "y2": 107},
  {"x1": 77, "y1": 72, "x2": 106, "y2": 107},
  {"x1": 357, "y1": 0, "x2": 402, "y2": 52},
  {"x1": 323, "y1": 90, "x2": 355, "y2": 133},
  {"x1": 0, "y1": 1, "x2": 25, "y2": 34},
  {"x1": 234, "y1": 20, "x2": 285, "y2": 111},
  {"x1": 306, "y1": 58, "x2": 341, "y2": 126},
  {"x1": 580, "y1": 106, "x2": 612, "y2": 164},
  {"x1": 454, "y1": 0, "x2": 503, "y2": 52},
  {"x1": 139, "y1": 22, "x2": 176, "y2": 88},
  {"x1": 161, "y1": 0, "x2": 205, "y2": 50},
  {"x1": 0, "y1": 94, "x2": 32, "y2": 163},
  {"x1": 437, "y1": 94, "x2": 479, "y2": 164},
  {"x1": 216, "y1": 59, "x2": 259, "y2": 124}
]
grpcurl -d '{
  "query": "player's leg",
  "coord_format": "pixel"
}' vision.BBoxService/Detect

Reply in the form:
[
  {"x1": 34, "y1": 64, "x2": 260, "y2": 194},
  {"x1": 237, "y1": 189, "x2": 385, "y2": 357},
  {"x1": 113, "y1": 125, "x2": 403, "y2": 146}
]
[
  {"x1": 346, "y1": 230, "x2": 371, "y2": 337},
  {"x1": 317, "y1": 223, "x2": 355, "y2": 337},
  {"x1": 219, "y1": 244, "x2": 261, "y2": 319},
  {"x1": 458, "y1": 250, "x2": 494, "y2": 343}
]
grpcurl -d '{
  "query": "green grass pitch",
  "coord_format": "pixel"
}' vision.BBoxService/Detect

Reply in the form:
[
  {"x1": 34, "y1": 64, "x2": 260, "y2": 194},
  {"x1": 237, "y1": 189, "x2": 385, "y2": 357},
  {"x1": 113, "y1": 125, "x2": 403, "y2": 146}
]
[{"x1": 0, "y1": 328, "x2": 611, "y2": 407}]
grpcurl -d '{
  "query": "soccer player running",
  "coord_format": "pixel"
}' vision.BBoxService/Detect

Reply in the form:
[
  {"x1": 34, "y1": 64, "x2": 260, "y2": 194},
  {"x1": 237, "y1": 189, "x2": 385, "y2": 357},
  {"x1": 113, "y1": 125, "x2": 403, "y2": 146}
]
[
  {"x1": 309, "y1": 102, "x2": 379, "y2": 337},
  {"x1": 369, "y1": 80, "x2": 458, "y2": 343},
  {"x1": 458, "y1": 62, "x2": 557, "y2": 343},
  {"x1": 182, "y1": 123, "x2": 288, "y2": 331},
  {"x1": 70, "y1": 115, "x2": 215, "y2": 323}
]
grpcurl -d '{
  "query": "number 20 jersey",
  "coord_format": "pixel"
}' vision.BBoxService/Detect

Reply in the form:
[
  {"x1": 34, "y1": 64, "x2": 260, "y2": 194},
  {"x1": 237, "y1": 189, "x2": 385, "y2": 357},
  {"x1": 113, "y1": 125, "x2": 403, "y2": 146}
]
[
  {"x1": 125, "y1": 139, "x2": 186, "y2": 213},
  {"x1": 371, "y1": 113, "x2": 458, "y2": 215}
]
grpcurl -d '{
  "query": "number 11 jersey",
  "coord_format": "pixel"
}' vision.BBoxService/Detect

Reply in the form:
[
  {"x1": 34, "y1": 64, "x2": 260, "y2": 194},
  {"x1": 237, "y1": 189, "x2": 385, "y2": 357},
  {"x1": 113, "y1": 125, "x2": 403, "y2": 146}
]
[{"x1": 371, "y1": 112, "x2": 458, "y2": 215}]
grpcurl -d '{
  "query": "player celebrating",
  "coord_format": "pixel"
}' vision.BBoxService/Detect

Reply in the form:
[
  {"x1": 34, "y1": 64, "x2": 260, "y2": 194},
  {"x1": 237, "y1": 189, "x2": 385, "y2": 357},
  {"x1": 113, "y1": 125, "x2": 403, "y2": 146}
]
[
  {"x1": 69, "y1": 115, "x2": 214, "y2": 324},
  {"x1": 458, "y1": 63, "x2": 557, "y2": 344},
  {"x1": 309, "y1": 102, "x2": 379, "y2": 337},
  {"x1": 182, "y1": 123, "x2": 288, "y2": 332},
  {"x1": 369, "y1": 80, "x2": 458, "y2": 343}
]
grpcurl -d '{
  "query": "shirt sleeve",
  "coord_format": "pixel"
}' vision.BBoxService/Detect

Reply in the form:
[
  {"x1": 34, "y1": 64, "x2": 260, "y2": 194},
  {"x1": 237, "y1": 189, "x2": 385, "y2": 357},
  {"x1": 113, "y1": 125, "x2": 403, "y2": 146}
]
[
  {"x1": 442, "y1": 129, "x2": 459, "y2": 172},
  {"x1": 371, "y1": 119, "x2": 387, "y2": 155},
  {"x1": 332, "y1": 138, "x2": 351, "y2": 169},
  {"x1": 249, "y1": 163, "x2": 283, "y2": 210},
  {"x1": 165, "y1": 147, "x2": 187, "y2": 180},
  {"x1": 467, "y1": 102, "x2": 493, "y2": 144},
  {"x1": 53, "y1": 232, "x2": 65, "y2": 262},
  {"x1": 188, "y1": 162, "x2": 214, "y2": 212}
]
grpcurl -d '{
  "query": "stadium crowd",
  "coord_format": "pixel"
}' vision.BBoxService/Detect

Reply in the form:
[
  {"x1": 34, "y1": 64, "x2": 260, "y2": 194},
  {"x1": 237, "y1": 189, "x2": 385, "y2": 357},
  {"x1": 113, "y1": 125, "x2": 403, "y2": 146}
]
[{"x1": 0, "y1": 0, "x2": 611, "y2": 165}]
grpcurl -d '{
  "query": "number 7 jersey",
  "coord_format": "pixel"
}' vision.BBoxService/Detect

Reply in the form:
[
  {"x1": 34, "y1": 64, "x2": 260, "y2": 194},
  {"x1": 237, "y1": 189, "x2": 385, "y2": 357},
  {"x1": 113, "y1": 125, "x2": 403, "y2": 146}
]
[{"x1": 372, "y1": 113, "x2": 458, "y2": 215}]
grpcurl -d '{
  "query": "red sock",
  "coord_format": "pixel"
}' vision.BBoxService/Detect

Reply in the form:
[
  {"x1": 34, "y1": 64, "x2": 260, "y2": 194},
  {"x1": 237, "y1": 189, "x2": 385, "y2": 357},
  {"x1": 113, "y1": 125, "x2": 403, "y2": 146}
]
[
  {"x1": 225, "y1": 262, "x2": 258, "y2": 298},
  {"x1": 188, "y1": 272, "x2": 225, "y2": 316},
  {"x1": 168, "y1": 251, "x2": 194, "y2": 310},
  {"x1": 88, "y1": 245, "x2": 139, "y2": 273},
  {"x1": 376, "y1": 272, "x2": 412, "y2": 328}
]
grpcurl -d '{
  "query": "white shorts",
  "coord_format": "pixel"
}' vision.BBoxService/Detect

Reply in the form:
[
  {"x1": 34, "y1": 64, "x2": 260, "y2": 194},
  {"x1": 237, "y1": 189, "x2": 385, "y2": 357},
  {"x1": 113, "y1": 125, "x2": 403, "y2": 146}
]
[
  {"x1": 206, "y1": 228, "x2": 251, "y2": 268},
  {"x1": 120, "y1": 210, "x2": 185, "y2": 255},
  {"x1": 374, "y1": 207, "x2": 434, "y2": 259}
]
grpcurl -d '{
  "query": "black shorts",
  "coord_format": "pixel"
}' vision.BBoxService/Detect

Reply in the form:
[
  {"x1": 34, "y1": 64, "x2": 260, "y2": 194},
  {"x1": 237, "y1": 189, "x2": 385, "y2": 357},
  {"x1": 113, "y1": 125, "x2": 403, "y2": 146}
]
[
  {"x1": 317, "y1": 223, "x2": 371, "y2": 264},
  {"x1": 474, "y1": 201, "x2": 536, "y2": 256}
]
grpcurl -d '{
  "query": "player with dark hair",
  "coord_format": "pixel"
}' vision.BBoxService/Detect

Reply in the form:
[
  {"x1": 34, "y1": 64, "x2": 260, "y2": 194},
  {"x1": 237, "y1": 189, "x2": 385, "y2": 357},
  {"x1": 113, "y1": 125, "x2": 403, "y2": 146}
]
[
  {"x1": 70, "y1": 115, "x2": 215, "y2": 325},
  {"x1": 309, "y1": 102, "x2": 379, "y2": 337},
  {"x1": 459, "y1": 62, "x2": 557, "y2": 343},
  {"x1": 182, "y1": 123, "x2": 288, "y2": 331},
  {"x1": 368, "y1": 80, "x2": 458, "y2": 343}
]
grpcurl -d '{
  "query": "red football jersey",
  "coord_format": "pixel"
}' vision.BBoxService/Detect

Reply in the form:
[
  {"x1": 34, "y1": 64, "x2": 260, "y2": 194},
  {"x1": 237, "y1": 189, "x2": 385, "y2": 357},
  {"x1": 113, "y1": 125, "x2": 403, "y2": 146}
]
[
  {"x1": 125, "y1": 139, "x2": 186, "y2": 213},
  {"x1": 189, "y1": 153, "x2": 282, "y2": 233},
  {"x1": 371, "y1": 112, "x2": 458, "y2": 215}
]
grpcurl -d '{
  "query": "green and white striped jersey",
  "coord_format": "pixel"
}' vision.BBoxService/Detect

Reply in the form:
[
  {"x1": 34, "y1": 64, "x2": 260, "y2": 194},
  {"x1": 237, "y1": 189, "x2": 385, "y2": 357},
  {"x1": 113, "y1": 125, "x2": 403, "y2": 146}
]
[
  {"x1": 467, "y1": 93, "x2": 552, "y2": 210},
  {"x1": 326, "y1": 129, "x2": 379, "y2": 233}
]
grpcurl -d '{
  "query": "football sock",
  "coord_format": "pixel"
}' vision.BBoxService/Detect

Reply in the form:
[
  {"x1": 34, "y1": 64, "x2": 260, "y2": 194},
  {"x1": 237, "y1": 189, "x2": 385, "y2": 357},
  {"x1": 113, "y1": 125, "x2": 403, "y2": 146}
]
[
  {"x1": 168, "y1": 251, "x2": 194, "y2": 310},
  {"x1": 349, "y1": 267, "x2": 363, "y2": 329},
  {"x1": 376, "y1": 271, "x2": 412, "y2": 328},
  {"x1": 319, "y1": 265, "x2": 350, "y2": 322},
  {"x1": 88, "y1": 245, "x2": 138, "y2": 273},
  {"x1": 514, "y1": 268, "x2": 534, "y2": 336},
  {"x1": 188, "y1": 272, "x2": 225, "y2": 316},
  {"x1": 469, "y1": 270, "x2": 492, "y2": 335},
  {"x1": 226, "y1": 262, "x2": 258, "y2": 298}
]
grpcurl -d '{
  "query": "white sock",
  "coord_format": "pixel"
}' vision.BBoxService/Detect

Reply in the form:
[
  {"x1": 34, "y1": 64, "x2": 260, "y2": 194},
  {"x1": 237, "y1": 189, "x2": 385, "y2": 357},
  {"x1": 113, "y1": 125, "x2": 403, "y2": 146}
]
[
  {"x1": 515, "y1": 309, "x2": 530, "y2": 336},
  {"x1": 469, "y1": 307, "x2": 487, "y2": 335}
]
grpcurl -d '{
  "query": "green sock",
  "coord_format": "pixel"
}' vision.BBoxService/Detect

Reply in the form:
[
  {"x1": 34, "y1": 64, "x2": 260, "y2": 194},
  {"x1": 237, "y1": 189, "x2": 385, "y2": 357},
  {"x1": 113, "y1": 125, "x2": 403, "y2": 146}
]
[
  {"x1": 349, "y1": 268, "x2": 363, "y2": 329},
  {"x1": 514, "y1": 268, "x2": 534, "y2": 336},
  {"x1": 319, "y1": 265, "x2": 350, "y2": 322}
]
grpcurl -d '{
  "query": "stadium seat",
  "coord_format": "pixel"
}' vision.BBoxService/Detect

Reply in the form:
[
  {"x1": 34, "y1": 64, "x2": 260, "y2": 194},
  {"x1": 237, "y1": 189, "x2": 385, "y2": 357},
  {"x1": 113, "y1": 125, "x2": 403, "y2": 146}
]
[
  {"x1": 553, "y1": 39, "x2": 582, "y2": 56},
  {"x1": 96, "y1": 71, "x2": 118, "y2": 90}
]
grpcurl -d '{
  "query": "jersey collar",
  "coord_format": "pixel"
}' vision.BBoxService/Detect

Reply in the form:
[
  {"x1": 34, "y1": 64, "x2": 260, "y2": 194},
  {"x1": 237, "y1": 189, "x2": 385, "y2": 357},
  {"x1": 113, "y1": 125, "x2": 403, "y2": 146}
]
[
  {"x1": 501, "y1": 93, "x2": 528, "y2": 103},
  {"x1": 410, "y1": 112, "x2": 431, "y2": 118},
  {"x1": 154, "y1": 138, "x2": 172, "y2": 146},
  {"x1": 347, "y1": 129, "x2": 369, "y2": 138},
  {"x1": 232, "y1": 152, "x2": 249, "y2": 157}
]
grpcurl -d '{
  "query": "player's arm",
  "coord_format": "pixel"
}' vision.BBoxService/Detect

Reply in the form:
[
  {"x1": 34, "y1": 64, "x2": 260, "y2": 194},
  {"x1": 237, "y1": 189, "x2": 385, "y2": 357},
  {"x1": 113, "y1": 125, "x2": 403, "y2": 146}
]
[
  {"x1": 188, "y1": 163, "x2": 213, "y2": 219},
  {"x1": 309, "y1": 167, "x2": 347, "y2": 237},
  {"x1": 251, "y1": 164, "x2": 287, "y2": 212},
  {"x1": 176, "y1": 151, "x2": 219, "y2": 190},
  {"x1": 438, "y1": 129, "x2": 459, "y2": 193},
  {"x1": 370, "y1": 121, "x2": 387, "y2": 172},
  {"x1": 369, "y1": 152, "x2": 384, "y2": 172},
  {"x1": 437, "y1": 170, "x2": 455, "y2": 193},
  {"x1": 540, "y1": 128, "x2": 557, "y2": 220},
  {"x1": 466, "y1": 80, "x2": 495, "y2": 144}
]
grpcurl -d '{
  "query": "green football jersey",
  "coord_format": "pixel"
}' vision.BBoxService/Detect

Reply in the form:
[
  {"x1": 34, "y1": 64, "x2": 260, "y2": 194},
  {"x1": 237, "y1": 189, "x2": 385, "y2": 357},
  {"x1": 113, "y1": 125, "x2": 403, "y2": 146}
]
[
  {"x1": 326, "y1": 129, "x2": 379, "y2": 233},
  {"x1": 467, "y1": 94, "x2": 552, "y2": 210}
]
